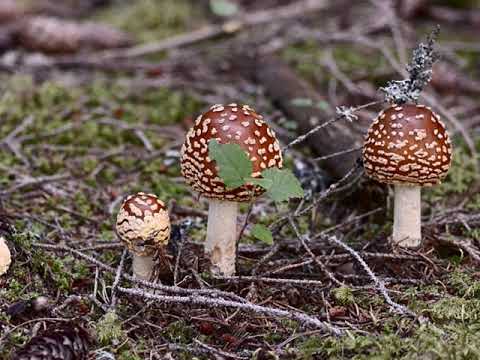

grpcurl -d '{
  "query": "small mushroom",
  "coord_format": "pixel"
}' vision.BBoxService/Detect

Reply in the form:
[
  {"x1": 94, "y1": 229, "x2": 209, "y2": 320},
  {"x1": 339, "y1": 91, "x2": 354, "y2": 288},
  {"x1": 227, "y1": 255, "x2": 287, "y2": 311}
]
[
  {"x1": 180, "y1": 103, "x2": 283, "y2": 275},
  {"x1": 363, "y1": 104, "x2": 453, "y2": 247},
  {"x1": 0, "y1": 236, "x2": 11, "y2": 276},
  {"x1": 116, "y1": 192, "x2": 171, "y2": 280}
]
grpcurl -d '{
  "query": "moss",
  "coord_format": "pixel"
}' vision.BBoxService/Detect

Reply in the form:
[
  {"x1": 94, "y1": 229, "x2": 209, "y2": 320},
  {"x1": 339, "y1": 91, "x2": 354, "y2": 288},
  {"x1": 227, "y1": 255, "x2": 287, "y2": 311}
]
[
  {"x1": 0, "y1": 74, "x2": 202, "y2": 217},
  {"x1": 448, "y1": 270, "x2": 480, "y2": 298},
  {"x1": 0, "y1": 75, "x2": 200, "y2": 146},
  {"x1": 97, "y1": 311, "x2": 125, "y2": 346},
  {"x1": 118, "y1": 351, "x2": 143, "y2": 360},
  {"x1": 297, "y1": 323, "x2": 480, "y2": 359},
  {"x1": 423, "y1": 143, "x2": 478, "y2": 203},
  {"x1": 332, "y1": 286, "x2": 354, "y2": 306},
  {"x1": 428, "y1": 298, "x2": 480, "y2": 322},
  {"x1": 96, "y1": 0, "x2": 202, "y2": 43},
  {"x1": 164, "y1": 320, "x2": 194, "y2": 344}
]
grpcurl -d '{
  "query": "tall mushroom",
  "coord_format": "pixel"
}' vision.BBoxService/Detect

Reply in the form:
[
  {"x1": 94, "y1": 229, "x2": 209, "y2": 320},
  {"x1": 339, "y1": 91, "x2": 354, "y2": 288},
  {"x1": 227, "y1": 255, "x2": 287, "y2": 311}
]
[
  {"x1": 363, "y1": 104, "x2": 453, "y2": 247},
  {"x1": 0, "y1": 236, "x2": 11, "y2": 276},
  {"x1": 116, "y1": 192, "x2": 171, "y2": 280},
  {"x1": 180, "y1": 103, "x2": 283, "y2": 275}
]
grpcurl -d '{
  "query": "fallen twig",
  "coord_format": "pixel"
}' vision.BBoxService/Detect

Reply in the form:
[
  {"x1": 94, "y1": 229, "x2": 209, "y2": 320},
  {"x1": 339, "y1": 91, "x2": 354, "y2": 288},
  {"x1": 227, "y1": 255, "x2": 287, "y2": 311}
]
[
  {"x1": 117, "y1": 286, "x2": 342, "y2": 334},
  {"x1": 326, "y1": 235, "x2": 419, "y2": 318}
]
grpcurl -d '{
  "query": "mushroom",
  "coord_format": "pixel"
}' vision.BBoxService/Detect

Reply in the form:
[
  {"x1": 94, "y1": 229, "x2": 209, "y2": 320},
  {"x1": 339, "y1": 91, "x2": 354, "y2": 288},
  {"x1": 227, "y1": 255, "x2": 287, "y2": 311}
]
[
  {"x1": 116, "y1": 192, "x2": 171, "y2": 280},
  {"x1": 180, "y1": 103, "x2": 283, "y2": 275},
  {"x1": 0, "y1": 236, "x2": 11, "y2": 276},
  {"x1": 363, "y1": 104, "x2": 453, "y2": 247}
]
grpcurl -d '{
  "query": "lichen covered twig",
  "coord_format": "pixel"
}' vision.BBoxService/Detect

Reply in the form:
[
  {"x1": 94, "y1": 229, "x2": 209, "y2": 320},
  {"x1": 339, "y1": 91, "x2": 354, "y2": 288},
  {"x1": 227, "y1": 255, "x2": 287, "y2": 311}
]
[{"x1": 381, "y1": 26, "x2": 440, "y2": 104}]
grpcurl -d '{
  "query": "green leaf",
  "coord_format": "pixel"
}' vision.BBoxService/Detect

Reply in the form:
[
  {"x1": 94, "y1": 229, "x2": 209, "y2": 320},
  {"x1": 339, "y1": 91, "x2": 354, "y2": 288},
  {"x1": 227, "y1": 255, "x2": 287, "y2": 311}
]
[
  {"x1": 260, "y1": 168, "x2": 304, "y2": 202},
  {"x1": 209, "y1": 0, "x2": 239, "y2": 17},
  {"x1": 248, "y1": 177, "x2": 273, "y2": 189},
  {"x1": 208, "y1": 140, "x2": 252, "y2": 189},
  {"x1": 251, "y1": 224, "x2": 273, "y2": 245}
]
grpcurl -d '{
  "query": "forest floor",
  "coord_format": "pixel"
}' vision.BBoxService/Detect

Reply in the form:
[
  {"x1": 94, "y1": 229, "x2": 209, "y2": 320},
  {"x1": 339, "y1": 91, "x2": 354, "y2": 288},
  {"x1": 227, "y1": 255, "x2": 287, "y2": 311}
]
[{"x1": 1, "y1": 0, "x2": 480, "y2": 359}]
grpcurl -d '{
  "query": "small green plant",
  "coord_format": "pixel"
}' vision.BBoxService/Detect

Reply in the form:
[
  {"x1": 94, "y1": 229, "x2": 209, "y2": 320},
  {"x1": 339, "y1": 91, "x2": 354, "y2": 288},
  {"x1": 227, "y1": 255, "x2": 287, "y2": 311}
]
[
  {"x1": 97, "y1": 311, "x2": 124, "y2": 345},
  {"x1": 164, "y1": 320, "x2": 194, "y2": 344},
  {"x1": 332, "y1": 286, "x2": 354, "y2": 306},
  {"x1": 251, "y1": 224, "x2": 274, "y2": 245}
]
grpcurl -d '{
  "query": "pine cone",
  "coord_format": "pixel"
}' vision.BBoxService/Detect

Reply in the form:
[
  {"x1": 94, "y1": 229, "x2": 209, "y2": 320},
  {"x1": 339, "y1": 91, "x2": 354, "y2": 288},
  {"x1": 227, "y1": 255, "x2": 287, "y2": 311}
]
[
  {"x1": 12, "y1": 325, "x2": 92, "y2": 360},
  {"x1": 17, "y1": 16, "x2": 132, "y2": 54}
]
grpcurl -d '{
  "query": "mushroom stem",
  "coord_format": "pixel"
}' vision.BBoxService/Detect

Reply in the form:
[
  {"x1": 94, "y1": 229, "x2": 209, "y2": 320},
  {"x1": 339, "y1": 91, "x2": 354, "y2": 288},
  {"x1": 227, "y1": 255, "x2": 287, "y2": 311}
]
[
  {"x1": 393, "y1": 184, "x2": 421, "y2": 248},
  {"x1": 132, "y1": 254, "x2": 155, "y2": 281},
  {"x1": 206, "y1": 199, "x2": 238, "y2": 275}
]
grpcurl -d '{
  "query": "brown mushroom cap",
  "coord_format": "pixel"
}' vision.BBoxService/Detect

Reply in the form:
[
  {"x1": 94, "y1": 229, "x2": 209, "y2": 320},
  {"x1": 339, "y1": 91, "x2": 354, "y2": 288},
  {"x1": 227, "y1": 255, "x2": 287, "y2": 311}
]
[
  {"x1": 180, "y1": 103, "x2": 283, "y2": 202},
  {"x1": 363, "y1": 104, "x2": 453, "y2": 186},
  {"x1": 116, "y1": 192, "x2": 170, "y2": 256}
]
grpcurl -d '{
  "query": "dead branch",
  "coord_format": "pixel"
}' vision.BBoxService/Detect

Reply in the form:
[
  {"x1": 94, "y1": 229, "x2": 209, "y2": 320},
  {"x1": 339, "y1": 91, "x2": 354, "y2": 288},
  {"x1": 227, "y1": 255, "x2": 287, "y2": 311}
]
[
  {"x1": 33, "y1": 243, "x2": 248, "y2": 303},
  {"x1": 117, "y1": 286, "x2": 342, "y2": 334},
  {"x1": 326, "y1": 235, "x2": 419, "y2": 318}
]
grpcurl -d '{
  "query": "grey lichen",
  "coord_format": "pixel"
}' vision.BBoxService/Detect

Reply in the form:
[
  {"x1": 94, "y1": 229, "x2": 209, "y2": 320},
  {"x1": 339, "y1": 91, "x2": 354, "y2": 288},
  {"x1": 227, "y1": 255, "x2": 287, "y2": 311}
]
[{"x1": 381, "y1": 26, "x2": 440, "y2": 104}]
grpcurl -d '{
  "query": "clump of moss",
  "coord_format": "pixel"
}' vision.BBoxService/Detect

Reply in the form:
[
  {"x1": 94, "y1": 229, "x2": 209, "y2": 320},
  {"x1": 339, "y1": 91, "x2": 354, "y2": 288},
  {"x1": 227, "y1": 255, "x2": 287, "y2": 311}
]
[
  {"x1": 164, "y1": 320, "x2": 194, "y2": 344},
  {"x1": 97, "y1": 311, "x2": 124, "y2": 346},
  {"x1": 448, "y1": 270, "x2": 480, "y2": 298},
  {"x1": 297, "y1": 323, "x2": 480, "y2": 359},
  {"x1": 332, "y1": 286, "x2": 354, "y2": 306},
  {"x1": 0, "y1": 75, "x2": 201, "y2": 191},
  {"x1": 428, "y1": 297, "x2": 480, "y2": 322}
]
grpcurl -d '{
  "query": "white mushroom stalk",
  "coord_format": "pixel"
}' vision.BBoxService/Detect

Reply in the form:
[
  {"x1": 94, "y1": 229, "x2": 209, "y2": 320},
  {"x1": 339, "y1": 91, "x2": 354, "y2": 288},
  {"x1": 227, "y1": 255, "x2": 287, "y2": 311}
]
[
  {"x1": 181, "y1": 104, "x2": 283, "y2": 275},
  {"x1": 363, "y1": 104, "x2": 452, "y2": 248},
  {"x1": 0, "y1": 236, "x2": 11, "y2": 276},
  {"x1": 205, "y1": 199, "x2": 238, "y2": 275},
  {"x1": 393, "y1": 185, "x2": 421, "y2": 247},
  {"x1": 116, "y1": 192, "x2": 171, "y2": 281}
]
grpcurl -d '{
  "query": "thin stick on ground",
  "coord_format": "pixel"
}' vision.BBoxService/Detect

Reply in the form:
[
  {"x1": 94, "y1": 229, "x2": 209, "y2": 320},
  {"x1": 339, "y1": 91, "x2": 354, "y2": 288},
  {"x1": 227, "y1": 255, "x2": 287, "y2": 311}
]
[
  {"x1": 288, "y1": 217, "x2": 344, "y2": 286},
  {"x1": 117, "y1": 286, "x2": 343, "y2": 335},
  {"x1": 34, "y1": 243, "x2": 248, "y2": 304},
  {"x1": 326, "y1": 235, "x2": 419, "y2": 318},
  {"x1": 110, "y1": 248, "x2": 128, "y2": 309}
]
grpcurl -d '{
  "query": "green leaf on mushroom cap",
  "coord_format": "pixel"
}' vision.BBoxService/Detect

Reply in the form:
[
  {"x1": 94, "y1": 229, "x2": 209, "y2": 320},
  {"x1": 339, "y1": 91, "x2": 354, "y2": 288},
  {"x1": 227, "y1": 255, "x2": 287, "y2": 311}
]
[
  {"x1": 208, "y1": 139, "x2": 253, "y2": 189},
  {"x1": 209, "y1": 140, "x2": 303, "y2": 202},
  {"x1": 250, "y1": 168, "x2": 304, "y2": 202}
]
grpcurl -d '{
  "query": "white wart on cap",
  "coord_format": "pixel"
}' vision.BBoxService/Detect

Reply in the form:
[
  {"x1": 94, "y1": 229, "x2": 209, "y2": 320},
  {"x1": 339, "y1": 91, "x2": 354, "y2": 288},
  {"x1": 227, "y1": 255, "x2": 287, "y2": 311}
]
[
  {"x1": 363, "y1": 104, "x2": 453, "y2": 186},
  {"x1": 180, "y1": 103, "x2": 283, "y2": 201}
]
